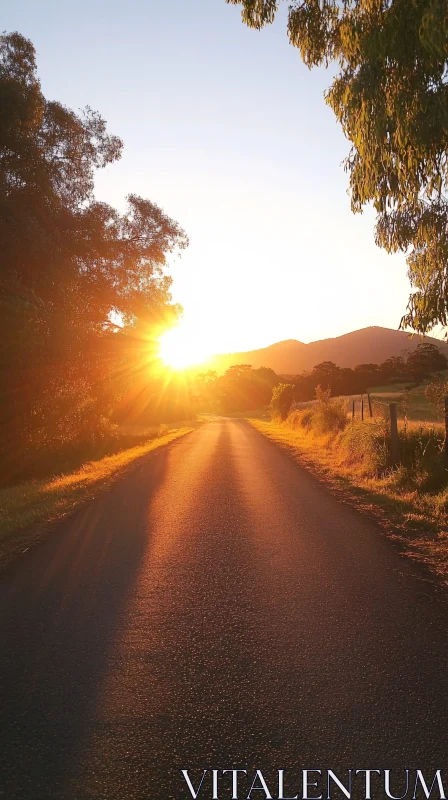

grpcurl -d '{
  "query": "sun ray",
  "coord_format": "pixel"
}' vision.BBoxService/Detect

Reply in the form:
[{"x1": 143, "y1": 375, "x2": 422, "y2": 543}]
[{"x1": 158, "y1": 325, "x2": 212, "y2": 371}]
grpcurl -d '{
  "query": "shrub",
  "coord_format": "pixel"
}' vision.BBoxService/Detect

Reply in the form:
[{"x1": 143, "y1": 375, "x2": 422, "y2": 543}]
[
  {"x1": 299, "y1": 409, "x2": 315, "y2": 429},
  {"x1": 339, "y1": 420, "x2": 389, "y2": 476},
  {"x1": 280, "y1": 382, "x2": 448, "y2": 494},
  {"x1": 284, "y1": 387, "x2": 347, "y2": 435},
  {"x1": 312, "y1": 385, "x2": 348, "y2": 434},
  {"x1": 284, "y1": 409, "x2": 303, "y2": 428},
  {"x1": 400, "y1": 425, "x2": 446, "y2": 491},
  {"x1": 425, "y1": 376, "x2": 448, "y2": 417},
  {"x1": 284, "y1": 408, "x2": 315, "y2": 430},
  {"x1": 157, "y1": 423, "x2": 170, "y2": 437},
  {"x1": 338, "y1": 418, "x2": 447, "y2": 486},
  {"x1": 270, "y1": 383, "x2": 294, "y2": 420}
]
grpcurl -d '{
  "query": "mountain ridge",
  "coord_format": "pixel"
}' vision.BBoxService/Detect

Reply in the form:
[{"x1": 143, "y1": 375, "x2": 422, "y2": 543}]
[{"x1": 206, "y1": 326, "x2": 448, "y2": 375}]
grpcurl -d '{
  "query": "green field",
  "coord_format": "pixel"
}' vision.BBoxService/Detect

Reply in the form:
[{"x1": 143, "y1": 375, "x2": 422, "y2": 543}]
[
  {"x1": 294, "y1": 374, "x2": 448, "y2": 427},
  {"x1": 368, "y1": 373, "x2": 448, "y2": 425}
]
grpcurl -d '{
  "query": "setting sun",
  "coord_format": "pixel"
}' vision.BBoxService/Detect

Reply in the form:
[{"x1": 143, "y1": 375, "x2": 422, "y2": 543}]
[{"x1": 158, "y1": 325, "x2": 212, "y2": 370}]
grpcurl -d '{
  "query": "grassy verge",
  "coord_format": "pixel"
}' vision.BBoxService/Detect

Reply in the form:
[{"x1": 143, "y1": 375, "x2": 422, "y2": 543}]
[
  {"x1": 0, "y1": 425, "x2": 195, "y2": 568},
  {"x1": 248, "y1": 412, "x2": 448, "y2": 584}
]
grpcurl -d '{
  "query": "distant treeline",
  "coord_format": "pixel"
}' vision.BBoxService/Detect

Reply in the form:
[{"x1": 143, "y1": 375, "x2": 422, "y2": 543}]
[
  {"x1": 193, "y1": 365, "x2": 278, "y2": 414},
  {"x1": 289, "y1": 343, "x2": 447, "y2": 402},
  {"x1": 194, "y1": 343, "x2": 448, "y2": 414}
]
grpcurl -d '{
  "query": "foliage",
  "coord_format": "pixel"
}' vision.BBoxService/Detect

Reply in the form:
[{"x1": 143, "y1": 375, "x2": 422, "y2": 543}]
[
  {"x1": 226, "y1": 0, "x2": 448, "y2": 333},
  {"x1": 380, "y1": 355, "x2": 407, "y2": 382},
  {"x1": 285, "y1": 396, "x2": 446, "y2": 484},
  {"x1": 425, "y1": 374, "x2": 448, "y2": 415},
  {"x1": 190, "y1": 345, "x2": 448, "y2": 422},
  {"x1": 194, "y1": 365, "x2": 278, "y2": 413},
  {"x1": 282, "y1": 379, "x2": 447, "y2": 482},
  {"x1": 0, "y1": 32, "x2": 188, "y2": 480},
  {"x1": 401, "y1": 425, "x2": 446, "y2": 491},
  {"x1": 0, "y1": 426, "x2": 193, "y2": 549},
  {"x1": 291, "y1": 344, "x2": 448, "y2": 401},
  {"x1": 270, "y1": 382, "x2": 294, "y2": 420},
  {"x1": 338, "y1": 419, "x2": 390, "y2": 476},
  {"x1": 312, "y1": 385, "x2": 348, "y2": 433},
  {"x1": 288, "y1": 386, "x2": 348, "y2": 434},
  {"x1": 406, "y1": 342, "x2": 447, "y2": 382},
  {"x1": 339, "y1": 418, "x2": 446, "y2": 488},
  {"x1": 291, "y1": 407, "x2": 314, "y2": 429}
]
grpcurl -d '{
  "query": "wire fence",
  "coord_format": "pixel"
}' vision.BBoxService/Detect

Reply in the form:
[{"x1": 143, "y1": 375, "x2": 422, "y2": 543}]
[
  {"x1": 295, "y1": 393, "x2": 442, "y2": 425},
  {"x1": 292, "y1": 392, "x2": 448, "y2": 467}
]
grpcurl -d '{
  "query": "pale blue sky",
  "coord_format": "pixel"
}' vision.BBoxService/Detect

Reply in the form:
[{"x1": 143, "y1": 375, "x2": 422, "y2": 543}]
[{"x1": 4, "y1": 0, "x2": 413, "y2": 355}]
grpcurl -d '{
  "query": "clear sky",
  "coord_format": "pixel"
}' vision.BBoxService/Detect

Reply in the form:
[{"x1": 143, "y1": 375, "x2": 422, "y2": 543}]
[{"x1": 4, "y1": 0, "x2": 414, "y2": 357}]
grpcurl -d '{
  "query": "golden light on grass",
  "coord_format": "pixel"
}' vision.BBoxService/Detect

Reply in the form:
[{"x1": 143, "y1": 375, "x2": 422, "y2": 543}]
[
  {"x1": 158, "y1": 324, "x2": 212, "y2": 371},
  {"x1": 0, "y1": 427, "x2": 194, "y2": 546}
]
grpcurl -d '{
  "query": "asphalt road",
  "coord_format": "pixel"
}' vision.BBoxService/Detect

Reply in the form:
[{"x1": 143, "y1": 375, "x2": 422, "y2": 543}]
[{"x1": 0, "y1": 418, "x2": 448, "y2": 800}]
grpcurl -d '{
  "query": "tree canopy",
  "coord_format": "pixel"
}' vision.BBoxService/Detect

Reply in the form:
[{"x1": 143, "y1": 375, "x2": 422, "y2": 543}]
[
  {"x1": 0, "y1": 32, "x2": 188, "y2": 479},
  {"x1": 194, "y1": 365, "x2": 279, "y2": 412},
  {"x1": 226, "y1": 0, "x2": 448, "y2": 334}
]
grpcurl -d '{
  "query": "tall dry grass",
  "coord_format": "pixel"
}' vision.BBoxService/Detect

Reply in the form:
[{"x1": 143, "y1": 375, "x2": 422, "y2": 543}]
[
  {"x1": 0, "y1": 426, "x2": 195, "y2": 547},
  {"x1": 281, "y1": 387, "x2": 447, "y2": 490}
]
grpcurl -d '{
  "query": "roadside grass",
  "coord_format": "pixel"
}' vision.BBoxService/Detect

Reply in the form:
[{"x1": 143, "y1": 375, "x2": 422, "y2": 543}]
[
  {"x1": 248, "y1": 409, "x2": 448, "y2": 583},
  {"x1": 2, "y1": 421, "x2": 192, "y2": 487},
  {"x1": 0, "y1": 425, "x2": 196, "y2": 565},
  {"x1": 296, "y1": 374, "x2": 448, "y2": 427}
]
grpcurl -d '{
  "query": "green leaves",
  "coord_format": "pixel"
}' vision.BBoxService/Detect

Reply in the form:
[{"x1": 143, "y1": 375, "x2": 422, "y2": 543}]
[
  {"x1": 225, "y1": 0, "x2": 279, "y2": 29},
  {"x1": 0, "y1": 32, "x2": 188, "y2": 469},
  {"x1": 228, "y1": 0, "x2": 448, "y2": 333}
]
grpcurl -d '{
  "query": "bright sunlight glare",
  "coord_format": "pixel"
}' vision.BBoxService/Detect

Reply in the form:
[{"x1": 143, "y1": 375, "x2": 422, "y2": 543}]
[{"x1": 158, "y1": 325, "x2": 212, "y2": 371}]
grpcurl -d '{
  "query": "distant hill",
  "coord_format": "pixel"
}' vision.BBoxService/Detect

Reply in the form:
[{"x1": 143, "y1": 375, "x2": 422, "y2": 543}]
[{"x1": 207, "y1": 327, "x2": 448, "y2": 375}]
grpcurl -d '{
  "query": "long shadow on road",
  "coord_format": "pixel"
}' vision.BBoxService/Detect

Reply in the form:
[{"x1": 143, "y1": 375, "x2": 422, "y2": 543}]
[
  {"x1": 0, "y1": 443, "x2": 173, "y2": 799},
  {"x1": 2, "y1": 420, "x2": 448, "y2": 800}
]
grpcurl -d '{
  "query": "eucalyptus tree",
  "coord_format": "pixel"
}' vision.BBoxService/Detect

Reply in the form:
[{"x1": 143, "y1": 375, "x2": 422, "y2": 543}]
[{"x1": 226, "y1": 0, "x2": 448, "y2": 333}]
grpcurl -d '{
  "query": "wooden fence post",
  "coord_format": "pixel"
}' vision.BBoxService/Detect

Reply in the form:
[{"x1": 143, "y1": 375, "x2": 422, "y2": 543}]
[
  {"x1": 352, "y1": 400, "x2": 355, "y2": 420},
  {"x1": 368, "y1": 393, "x2": 373, "y2": 418},
  {"x1": 444, "y1": 397, "x2": 448, "y2": 467},
  {"x1": 389, "y1": 402, "x2": 399, "y2": 467},
  {"x1": 361, "y1": 397, "x2": 364, "y2": 422}
]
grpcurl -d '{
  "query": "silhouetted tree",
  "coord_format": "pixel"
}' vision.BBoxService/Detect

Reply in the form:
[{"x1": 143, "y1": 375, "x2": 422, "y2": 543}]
[
  {"x1": 379, "y1": 356, "x2": 407, "y2": 383},
  {"x1": 270, "y1": 383, "x2": 294, "y2": 420},
  {"x1": 406, "y1": 342, "x2": 448, "y2": 383},
  {"x1": 353, "y1": 364, "x2": 380, "y2": 392},
  {"x1": 217, "y1": 365, "x2": 278, "y2": 412},
  {"x1": 0, "y1": 32, "x2": 188, "y2": 478}
]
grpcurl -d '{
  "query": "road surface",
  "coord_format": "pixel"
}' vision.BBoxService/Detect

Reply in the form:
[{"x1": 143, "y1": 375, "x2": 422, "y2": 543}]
[{"x1": 0, "y1": 418, "x2": 447, "y2": 799}]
